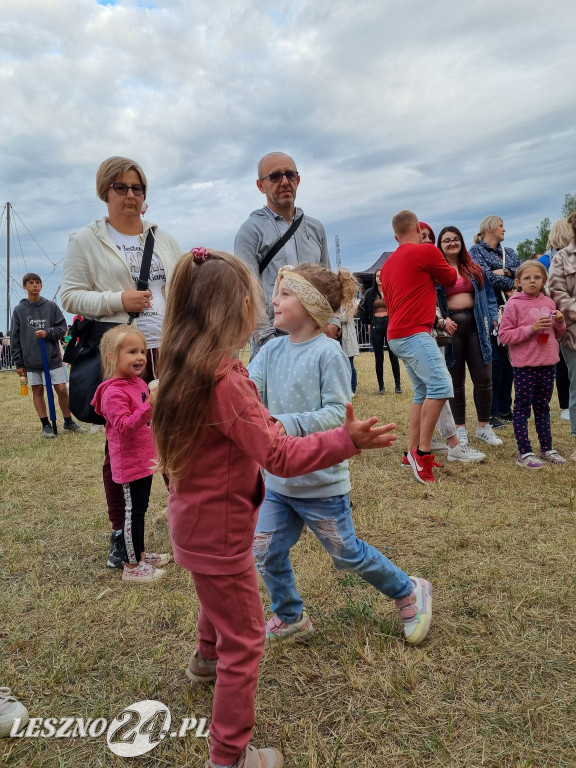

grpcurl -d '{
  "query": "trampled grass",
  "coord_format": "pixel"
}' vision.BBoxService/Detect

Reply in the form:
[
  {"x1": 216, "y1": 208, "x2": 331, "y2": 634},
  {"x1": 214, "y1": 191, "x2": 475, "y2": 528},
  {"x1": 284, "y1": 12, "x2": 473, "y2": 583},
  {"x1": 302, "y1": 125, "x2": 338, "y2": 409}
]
[{"x1": 1, "y1": 353, "x2": 575, "y2": 767}]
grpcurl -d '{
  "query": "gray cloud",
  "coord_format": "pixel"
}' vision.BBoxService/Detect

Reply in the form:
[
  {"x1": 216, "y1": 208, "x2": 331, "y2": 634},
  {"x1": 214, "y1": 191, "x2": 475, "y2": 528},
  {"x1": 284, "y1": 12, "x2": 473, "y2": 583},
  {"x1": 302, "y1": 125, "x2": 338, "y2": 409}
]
[{"x1": 0, "y1": 0, "x2": 574, "y2": 323}]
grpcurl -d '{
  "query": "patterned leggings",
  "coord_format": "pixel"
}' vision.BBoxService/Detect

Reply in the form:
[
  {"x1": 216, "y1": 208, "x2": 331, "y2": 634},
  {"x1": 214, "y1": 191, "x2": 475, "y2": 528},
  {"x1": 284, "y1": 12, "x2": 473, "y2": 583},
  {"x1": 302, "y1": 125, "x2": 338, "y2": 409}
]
[{"x1": 512, "y1": 365, "x2": 555, "y2": 455}]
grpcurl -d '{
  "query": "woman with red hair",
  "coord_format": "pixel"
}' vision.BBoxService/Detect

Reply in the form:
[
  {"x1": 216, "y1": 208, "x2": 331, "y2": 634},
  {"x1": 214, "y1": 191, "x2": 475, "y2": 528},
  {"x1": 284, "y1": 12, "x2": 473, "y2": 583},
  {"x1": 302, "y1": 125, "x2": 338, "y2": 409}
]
[{"x1": 436, "y1": 226, "x2": 501, "y2": 448}]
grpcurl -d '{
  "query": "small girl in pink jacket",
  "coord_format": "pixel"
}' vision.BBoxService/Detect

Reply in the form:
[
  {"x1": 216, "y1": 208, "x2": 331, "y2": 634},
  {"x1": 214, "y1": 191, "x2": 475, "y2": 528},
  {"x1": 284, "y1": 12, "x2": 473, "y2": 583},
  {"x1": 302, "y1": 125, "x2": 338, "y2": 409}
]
[
  {"x1": 498, "y1": 261, "x2": 567, "y2": 468},
  {"x1": 92, "y1": 325, "x2": 171, "y2": 582}
]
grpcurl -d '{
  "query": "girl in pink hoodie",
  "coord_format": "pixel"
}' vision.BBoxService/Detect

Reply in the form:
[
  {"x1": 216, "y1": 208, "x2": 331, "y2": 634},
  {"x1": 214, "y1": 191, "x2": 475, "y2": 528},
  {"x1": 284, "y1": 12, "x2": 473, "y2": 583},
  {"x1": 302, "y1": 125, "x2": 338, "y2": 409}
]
[
  {"x1": 498, "y1": 261, "x2": 567, "y2": 468},
  {"x1": 92, "y1": 325, "x2": 171, "y2": 582},
  {"x1": 153, "y1": 249, "x2": 399, "y2": 768}
]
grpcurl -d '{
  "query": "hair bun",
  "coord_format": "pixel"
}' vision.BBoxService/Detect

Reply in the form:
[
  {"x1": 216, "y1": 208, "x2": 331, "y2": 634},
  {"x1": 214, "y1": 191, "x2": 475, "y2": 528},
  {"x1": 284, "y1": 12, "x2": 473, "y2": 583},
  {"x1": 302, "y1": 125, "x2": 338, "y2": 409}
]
[{"x1": 191, "y1": 247, "x2": 210, "y2": 263}]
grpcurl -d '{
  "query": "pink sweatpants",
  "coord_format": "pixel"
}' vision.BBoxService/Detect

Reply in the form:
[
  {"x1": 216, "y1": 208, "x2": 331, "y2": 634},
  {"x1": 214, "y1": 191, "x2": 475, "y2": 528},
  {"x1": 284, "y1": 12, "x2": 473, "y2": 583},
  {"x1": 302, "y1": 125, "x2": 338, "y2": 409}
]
[{"x1": 192, "y1": 566, "x2": 265, "y2": 766}]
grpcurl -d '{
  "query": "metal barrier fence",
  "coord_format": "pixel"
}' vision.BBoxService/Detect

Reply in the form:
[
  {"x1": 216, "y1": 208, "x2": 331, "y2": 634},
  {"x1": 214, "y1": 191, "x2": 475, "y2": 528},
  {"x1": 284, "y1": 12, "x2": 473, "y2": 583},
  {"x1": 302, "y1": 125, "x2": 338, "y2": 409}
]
[
  {"x1": 1, "y1": 343, "x2": 14, "y2": 370},
  {"x1": 355, "y1": 318, "x2": 371, "y2": 350}
]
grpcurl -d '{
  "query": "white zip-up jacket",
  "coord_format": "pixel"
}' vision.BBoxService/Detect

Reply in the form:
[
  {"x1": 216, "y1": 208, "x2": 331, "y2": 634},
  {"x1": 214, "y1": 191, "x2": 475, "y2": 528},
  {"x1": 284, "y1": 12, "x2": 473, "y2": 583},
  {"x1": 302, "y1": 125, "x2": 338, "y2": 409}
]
[{"x1": 61, "y1": 217, "x2": 182, "y2": 323}]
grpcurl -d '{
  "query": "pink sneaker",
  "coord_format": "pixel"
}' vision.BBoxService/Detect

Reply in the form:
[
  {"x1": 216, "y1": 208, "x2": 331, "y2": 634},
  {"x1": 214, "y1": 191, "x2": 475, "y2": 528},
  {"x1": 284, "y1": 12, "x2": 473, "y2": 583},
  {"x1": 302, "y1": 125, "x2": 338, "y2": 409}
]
[
  {"x1": 265, "y1": 611, "x2": 314, "y2": 645},
  {"x1": 394, "y1": 576, "x2": 433, "y2": 645}
]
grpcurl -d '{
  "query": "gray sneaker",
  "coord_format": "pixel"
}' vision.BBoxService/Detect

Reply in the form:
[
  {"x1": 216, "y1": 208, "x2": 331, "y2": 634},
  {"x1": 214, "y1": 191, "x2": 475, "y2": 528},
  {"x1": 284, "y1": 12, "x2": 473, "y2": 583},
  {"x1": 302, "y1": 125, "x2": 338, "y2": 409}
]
[
  {"x1": 447, "y1": 443, "x2": 486, "y2": 463},
  {"x1": 475, "y1": 424, "x2": 503, "y2": 446},
  {"x1": 42, "y1": 424, "x2": 56, "y2": 439},
  {"x1": 63, "y1": 420, "x2": 87, "y2": 433},
  {"x1": 430, "y1": 435, "x2": 449, "y2": 454}
]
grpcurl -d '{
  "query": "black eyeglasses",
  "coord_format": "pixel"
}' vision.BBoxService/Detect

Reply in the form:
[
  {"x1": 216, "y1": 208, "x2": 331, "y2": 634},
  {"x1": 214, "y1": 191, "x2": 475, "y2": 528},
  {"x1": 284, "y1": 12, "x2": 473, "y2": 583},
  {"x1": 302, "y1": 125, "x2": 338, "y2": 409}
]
[
  {"x1": 109, "y1": 183, "x2": 146, "y2": 197},
  {"x1": 441, "y1": 237, "x2": 461, "y2": 245},
  {"x1": 259, "y1": 170, "x2": 298, "y2": 183}
]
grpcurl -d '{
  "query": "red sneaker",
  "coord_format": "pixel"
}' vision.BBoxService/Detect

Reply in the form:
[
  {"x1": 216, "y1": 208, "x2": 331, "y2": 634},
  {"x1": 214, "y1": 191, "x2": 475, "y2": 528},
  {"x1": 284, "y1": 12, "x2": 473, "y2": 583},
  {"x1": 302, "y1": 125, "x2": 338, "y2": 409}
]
[
  {"x1": 407, "y1": 449, "x2": 437, "y2": 483},
  {"x1": 402, "y1": 453, "x2": 442, "y2": 469}
]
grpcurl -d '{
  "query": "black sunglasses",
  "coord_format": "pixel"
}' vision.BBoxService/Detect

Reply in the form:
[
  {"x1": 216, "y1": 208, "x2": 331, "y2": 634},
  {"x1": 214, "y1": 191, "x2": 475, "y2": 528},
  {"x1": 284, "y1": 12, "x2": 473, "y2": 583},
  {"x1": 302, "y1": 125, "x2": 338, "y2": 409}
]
[
  {"x1": 109, "y1": 183, "x2": 146, "y2": 197},
  {"x1": 259, "y1": 170, "x2": 298, "y2": 183}
]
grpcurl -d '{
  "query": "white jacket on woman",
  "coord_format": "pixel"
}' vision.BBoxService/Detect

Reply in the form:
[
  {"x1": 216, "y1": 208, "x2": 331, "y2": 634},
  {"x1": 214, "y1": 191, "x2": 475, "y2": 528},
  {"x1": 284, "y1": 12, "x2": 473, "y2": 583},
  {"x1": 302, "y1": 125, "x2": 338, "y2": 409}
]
[{"x1": 61, "y1": 217, "x2": 182, "y2": 323}]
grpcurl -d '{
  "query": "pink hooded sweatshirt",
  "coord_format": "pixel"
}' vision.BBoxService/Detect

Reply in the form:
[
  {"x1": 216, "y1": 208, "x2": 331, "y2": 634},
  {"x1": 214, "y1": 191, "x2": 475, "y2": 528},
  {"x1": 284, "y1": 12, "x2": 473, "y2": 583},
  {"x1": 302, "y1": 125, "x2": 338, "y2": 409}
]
[
  {"x1": 91, "y1": 377, "x2": 156, "y2": 484},
  {"x1": 498, "y1": 291, "x2": 566, "y2": 367}
]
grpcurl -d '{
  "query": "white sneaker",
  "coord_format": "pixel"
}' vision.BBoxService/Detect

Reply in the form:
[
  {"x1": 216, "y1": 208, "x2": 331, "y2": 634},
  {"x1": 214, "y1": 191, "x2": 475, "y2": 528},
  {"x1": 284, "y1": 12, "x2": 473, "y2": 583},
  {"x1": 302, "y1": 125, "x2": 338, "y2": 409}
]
[
  {"x1": 0, "y1": 688, "x2": 29, "y2": 738},
  {"x1": 430, "y1": 435, "x2": 449, "y2": 454},
  {"x1": 455, "y1": 426, "x2": 468, "y2": 446},
  {"x1": 560, "y1": 409, "x2": 570, "y2": 421},
  {"x1": 122, "y1": 561, "x2": 165, "y2": 583},
  {"x1": 475, "y1": 424, "x2": 503, "y2": 446},
  {"x1": 447, "y1": 443, "x2": 486, "y2": 463}
]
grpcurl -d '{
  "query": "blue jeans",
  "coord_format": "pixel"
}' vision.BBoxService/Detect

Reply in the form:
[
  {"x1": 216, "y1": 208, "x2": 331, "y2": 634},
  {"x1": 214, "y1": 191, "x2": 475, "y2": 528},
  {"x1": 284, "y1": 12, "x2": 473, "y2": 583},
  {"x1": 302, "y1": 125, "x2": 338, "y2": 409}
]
[
  {"x1": 388, "y1": 333, "x2": 453, "y2": 403},
  {"x1": 254, "y1": 489, "x2": 412, "y2": 624}
]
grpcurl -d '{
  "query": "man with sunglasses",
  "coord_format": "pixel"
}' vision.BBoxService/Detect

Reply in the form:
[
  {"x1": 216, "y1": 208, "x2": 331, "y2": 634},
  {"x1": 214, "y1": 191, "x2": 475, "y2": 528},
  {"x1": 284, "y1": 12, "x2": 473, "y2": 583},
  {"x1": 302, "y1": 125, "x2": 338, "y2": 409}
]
[{"x1": 235, "y1": 152, "x2": 331, "y2": 358}]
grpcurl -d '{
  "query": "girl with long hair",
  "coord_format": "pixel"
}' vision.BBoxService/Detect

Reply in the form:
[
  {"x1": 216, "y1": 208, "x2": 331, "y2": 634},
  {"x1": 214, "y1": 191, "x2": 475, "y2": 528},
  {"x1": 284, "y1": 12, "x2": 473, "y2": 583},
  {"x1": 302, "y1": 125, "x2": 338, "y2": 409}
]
[
  {"x1": 436, "y1": 226, "x2": 501, "y2": 447},
  {"x1": 153, "y1": 248, "x2": 398, "y2": 768}
]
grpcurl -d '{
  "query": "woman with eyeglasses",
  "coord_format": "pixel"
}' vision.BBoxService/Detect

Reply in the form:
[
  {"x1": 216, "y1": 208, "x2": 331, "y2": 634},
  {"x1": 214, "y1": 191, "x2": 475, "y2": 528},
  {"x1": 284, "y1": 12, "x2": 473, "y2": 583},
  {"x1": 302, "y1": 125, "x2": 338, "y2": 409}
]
[
  {"x1": 61, "y1": 156, "x2": 182, "y2": 569},
  {"x1": 436, "y1": 226, "x2": 501, "y2": 448}
]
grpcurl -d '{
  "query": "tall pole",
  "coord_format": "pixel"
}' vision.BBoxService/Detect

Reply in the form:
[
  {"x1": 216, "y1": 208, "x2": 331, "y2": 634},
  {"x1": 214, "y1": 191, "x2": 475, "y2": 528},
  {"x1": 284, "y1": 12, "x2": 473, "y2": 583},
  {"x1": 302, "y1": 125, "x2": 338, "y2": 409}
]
[
  {"x1": 335, "y1": 234, "x2": 341, "y2": 269},
  {"x1": 6, "y1": 202, "x2": 10, "y2": 333}
]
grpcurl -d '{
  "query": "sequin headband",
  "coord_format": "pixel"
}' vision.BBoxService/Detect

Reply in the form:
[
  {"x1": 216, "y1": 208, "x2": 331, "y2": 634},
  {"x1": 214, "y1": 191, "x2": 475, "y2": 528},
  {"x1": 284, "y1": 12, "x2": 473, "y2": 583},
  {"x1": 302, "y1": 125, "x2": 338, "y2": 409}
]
[{"x1": 274, "y1": 266, "x2": 334, "y2": 329}]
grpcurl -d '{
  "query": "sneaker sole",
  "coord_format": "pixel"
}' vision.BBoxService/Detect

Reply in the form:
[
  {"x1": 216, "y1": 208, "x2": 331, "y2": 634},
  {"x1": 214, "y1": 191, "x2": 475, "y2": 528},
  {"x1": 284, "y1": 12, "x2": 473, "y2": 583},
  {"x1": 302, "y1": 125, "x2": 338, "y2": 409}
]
[
  {"x1": 185, "y1": 666, "x2": 217, "y2": 684},
  {"x1": 476, "y1": 437, "x2": 503, "y2": 446},
  {"x1": 446, "y1": 454, "x2": 485, "y2": 464},
  {"x1": 404, "y1": 579, "x2": 433, "y2": 646},
  {"x1": 122, "y1": 568, "x2": 166, "y2": 583},
  {"x1": 266, "y1": 627, "x2": 314, "y2": 645}
]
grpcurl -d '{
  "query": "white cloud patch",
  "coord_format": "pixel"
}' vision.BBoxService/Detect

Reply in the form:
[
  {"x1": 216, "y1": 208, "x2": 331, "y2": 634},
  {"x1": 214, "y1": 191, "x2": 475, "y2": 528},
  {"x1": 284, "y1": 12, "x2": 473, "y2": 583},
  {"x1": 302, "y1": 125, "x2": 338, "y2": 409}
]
[{"x1": 0, "y1": 0, "x2": 574, "y2": 322}]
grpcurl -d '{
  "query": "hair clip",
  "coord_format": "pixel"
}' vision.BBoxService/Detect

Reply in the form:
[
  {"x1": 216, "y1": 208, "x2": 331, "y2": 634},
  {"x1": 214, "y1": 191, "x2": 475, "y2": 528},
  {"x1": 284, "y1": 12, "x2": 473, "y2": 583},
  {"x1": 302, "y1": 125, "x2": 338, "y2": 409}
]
[{"x1": 191, "y1": 247, "x2": 210, "y2": 263}]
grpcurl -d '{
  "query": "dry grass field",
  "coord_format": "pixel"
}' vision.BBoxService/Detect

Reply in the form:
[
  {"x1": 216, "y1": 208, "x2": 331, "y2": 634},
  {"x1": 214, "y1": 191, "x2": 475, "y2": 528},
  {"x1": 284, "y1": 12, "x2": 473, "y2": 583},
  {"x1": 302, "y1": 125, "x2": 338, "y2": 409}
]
[{"x1": 1, "y1": 352, "x2": 575, "y2": 767}]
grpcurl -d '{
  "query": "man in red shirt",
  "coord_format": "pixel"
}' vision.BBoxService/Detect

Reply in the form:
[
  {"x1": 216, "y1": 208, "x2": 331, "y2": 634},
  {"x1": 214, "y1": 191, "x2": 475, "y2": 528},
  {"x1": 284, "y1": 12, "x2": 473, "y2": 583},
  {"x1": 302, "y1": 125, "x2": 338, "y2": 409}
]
[{"x1": 381, "y1": 210, "x2": 457, "y2": 483}]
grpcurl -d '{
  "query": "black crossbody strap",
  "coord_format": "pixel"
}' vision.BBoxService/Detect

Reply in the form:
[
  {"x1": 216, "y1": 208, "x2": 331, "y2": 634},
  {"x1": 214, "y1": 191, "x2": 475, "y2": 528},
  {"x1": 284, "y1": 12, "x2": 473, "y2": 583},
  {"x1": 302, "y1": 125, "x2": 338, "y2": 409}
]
[
  {"x1": 258, "y1": 214, "x2": 304, "y2": 275},
  {"x1": 128, "y1": 230, "x2": 155, "y2": 324}
]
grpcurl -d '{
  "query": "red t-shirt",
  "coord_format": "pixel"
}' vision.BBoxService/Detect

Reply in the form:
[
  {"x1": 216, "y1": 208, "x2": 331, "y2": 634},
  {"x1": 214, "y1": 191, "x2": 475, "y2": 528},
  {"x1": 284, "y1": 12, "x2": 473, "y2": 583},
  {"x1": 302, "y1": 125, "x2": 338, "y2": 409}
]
[{"x1": 380, "y1": 243, "x2": 457, "y2": 340}]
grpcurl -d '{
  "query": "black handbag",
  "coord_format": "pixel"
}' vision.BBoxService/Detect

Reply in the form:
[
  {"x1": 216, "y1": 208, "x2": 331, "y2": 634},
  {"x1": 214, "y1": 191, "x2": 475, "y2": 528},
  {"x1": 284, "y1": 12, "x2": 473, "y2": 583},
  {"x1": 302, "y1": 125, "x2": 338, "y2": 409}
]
[
  {"x1": 64, "y1": 320, "x2": 119, "y2": 424},
  {"x1": 63, "y1": 231, "x2": 155, "y2": 424}
]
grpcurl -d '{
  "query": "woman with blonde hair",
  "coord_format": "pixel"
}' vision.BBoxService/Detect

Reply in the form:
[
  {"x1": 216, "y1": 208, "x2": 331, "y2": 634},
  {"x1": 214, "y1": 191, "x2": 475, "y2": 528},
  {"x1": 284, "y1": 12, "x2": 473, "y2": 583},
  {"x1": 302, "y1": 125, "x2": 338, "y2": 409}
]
[
  {"x1": 61, "y1": 156, "x2": 182, "y2": 569},
  {"x1": 470, "y1": 215, "x2": 521, "y2": 428},
  {"x1": 539, "y1": 218, "x2": 573, "y2": 420}
]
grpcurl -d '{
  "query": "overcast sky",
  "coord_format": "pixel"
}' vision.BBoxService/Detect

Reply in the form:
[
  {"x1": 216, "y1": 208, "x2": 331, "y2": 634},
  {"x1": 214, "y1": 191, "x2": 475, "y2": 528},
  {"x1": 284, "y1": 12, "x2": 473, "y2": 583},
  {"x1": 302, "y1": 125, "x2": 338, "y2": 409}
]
[{"x1": 1, "y1": 0, "x2": 575, "y2": 328}]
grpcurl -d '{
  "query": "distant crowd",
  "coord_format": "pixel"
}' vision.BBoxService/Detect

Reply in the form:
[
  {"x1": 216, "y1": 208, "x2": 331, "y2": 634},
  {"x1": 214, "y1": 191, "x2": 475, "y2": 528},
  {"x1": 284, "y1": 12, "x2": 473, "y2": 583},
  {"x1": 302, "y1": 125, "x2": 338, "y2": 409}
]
[{"x1": 3, "y1": 153, "x2": 575, "y2": 768}]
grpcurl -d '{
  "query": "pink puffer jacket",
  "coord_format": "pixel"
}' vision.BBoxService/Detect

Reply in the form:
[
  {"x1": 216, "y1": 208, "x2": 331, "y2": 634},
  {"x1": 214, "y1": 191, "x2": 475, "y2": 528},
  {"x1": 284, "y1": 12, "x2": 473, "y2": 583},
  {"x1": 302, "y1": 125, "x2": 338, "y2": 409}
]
[{"x1": 92, "y1": 377, "x2": 156, "y2": 484}]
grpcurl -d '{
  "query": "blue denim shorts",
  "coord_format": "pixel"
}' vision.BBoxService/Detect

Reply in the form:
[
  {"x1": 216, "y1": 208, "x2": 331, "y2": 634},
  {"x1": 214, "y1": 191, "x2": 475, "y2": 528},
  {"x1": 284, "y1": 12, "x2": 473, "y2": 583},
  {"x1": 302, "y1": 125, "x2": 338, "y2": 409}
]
[{"x1": 388, "y1": 332, "x2": 453, "y2": 403}]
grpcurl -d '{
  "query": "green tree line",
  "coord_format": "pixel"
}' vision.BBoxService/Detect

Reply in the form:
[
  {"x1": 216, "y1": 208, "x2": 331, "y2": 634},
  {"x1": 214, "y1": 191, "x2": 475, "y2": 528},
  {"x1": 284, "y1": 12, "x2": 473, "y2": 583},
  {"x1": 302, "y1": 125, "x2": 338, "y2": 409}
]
[{"x1": 516, "y1": 192, "x2": 576, "y2": 261}]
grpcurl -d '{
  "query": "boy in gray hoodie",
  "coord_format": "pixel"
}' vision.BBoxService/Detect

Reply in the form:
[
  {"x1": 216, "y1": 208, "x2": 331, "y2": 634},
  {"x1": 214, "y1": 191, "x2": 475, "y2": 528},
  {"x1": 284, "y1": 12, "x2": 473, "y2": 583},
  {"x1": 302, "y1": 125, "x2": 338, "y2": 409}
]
[{"x1": 11, "y1": 273, "x2": 86, "y2": 438}]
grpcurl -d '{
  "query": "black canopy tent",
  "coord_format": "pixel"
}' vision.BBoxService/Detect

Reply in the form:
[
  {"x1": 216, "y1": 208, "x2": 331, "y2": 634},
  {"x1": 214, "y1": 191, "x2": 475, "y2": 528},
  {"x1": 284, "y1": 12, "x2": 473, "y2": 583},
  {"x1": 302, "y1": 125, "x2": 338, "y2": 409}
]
[
  {"x1": 353, "y1": 252, "x2": 394, "y2": 293},
  {"x1": 352, "y1": 252, "x2": 394, "y2": 349}
]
